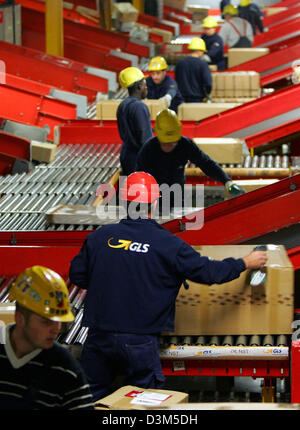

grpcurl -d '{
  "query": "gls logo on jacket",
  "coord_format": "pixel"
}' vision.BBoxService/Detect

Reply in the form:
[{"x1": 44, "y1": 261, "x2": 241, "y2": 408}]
[{"x1": 108, "y1": 238, "x2": 150, "y2": 253}]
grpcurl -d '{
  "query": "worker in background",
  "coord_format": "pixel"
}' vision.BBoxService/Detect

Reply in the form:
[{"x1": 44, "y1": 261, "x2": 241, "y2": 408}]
[
  {"x1": 201, "y1": 16, "x2": 226, "y2": 70},
  {"x1": 146, "y1": 56, "x2": 184, "y2": 113},
  {"x1": 175, "y1": 37, "x2": 212, "y2": 103},
  {"x1": 0, "y1": 266, "x2": 94, "y2": 410},
  {"x1": 220, "y1": 0, "x2": 231, "y2": 18},
  {"x1": 69, "y1": 171, "x2": 268, "y2": 402},
  {"x1": 117, "y1": 66, "x2": 153, "y2": 176},
  {"x1": 136, "y1": 109, "x2": 245, "y2": 211},
  {"x1": 238, "y1": 0, "x2": 264, "y2": 35},
  {"x1": 218, "y1": 4, "x2": 253, "y2": 48}
]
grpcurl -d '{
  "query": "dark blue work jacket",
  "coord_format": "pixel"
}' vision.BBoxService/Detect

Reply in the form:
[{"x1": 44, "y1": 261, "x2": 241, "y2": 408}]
[
  {"x1": 175, "y1": 56, "x2": 212, "y2": 102},
  {"x1": 117, "y1": 96, "x2": 153, "y2": 175},
  {"x1": 69, "y1": 217, "x2": 246, "y2": 334},
  {"x1": 136, "y1": 136, "x2": 230, "y2": 188},
  {"x1": 146, "y1": 75, "x2": 184, "y2": 113},
  {"x1": 238, "y1": 5, "x2": 264, "y2": 34},
  {"x1": 202, "y1": 33, "x2": 226, "y2": 70}
]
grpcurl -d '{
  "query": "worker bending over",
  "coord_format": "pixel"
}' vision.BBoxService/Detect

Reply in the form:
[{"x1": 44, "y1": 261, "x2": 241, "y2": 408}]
[
  {"x1": 201, "y1": 16, "x2": 226, "y2": 70},
  {"x1": 0, "y1": 266, "x2": 94, "y2": 410},
  {"x1": 136, "y1": 109, "x2": 245, "y2": 211},
  {"x1": 219, "y1": 4, "x2": 253, "y2": 48},
  {"x1": 175, "y1": 37, "x2": 212, "y2": 103},
  {"x1": 69, "y1": 171, "x2": 268, "y2": 402},
  {"x1": 146, "y1": 56, "x2": 184, "y2": 113},
  {"x1": 117, "y1": 66, "x2": 153, "y2": 176}
]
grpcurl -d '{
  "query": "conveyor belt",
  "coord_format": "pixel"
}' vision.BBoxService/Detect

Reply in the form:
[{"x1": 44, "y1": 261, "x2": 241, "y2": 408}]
[{"x1": 0, "y1": 143, "x2": 120, "y2": 231}]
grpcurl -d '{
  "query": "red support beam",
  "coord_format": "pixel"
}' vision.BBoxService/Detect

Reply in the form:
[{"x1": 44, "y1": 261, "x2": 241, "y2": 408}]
[
  {"x1": 163, "y1": 174, "x2": 300, "y2": 244},
  {"x1": 263, "y1": 5, "x2": 300, "y2": 27},
  {"x1": 192, "y1": 84, "x2": 300, "y2": 138},
  {"x1": 0, "y1": 132, "x2": 31, "y2": 161},
  {"x1": 0, "y1": 85, "x2": 77, "y2": 141},
  {"x1": 254, "y1": 17, "x2": 300, "y2": 47},
  {"x1": 0, "y1": 42, "x2": 108, "y2": 101}
]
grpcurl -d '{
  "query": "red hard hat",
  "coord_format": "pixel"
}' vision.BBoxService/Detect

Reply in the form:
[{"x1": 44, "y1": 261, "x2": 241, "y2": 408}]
[{"x1": 119, "y1": 172, "x2": 160, "y2": 203}]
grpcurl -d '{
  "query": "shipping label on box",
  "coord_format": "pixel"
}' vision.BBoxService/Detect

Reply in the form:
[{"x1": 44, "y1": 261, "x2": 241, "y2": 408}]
[
  {"x1": 95, "y1": 385, "x2": 188, "y2": 410},
  {"x1": 165, "y1": 245, "x2": 294, "y2": 336}
]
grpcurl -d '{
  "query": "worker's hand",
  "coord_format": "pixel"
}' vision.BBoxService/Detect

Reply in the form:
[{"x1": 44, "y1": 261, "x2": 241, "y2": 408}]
[
  {"x1": 225, "y1": 181, "x2": 246, "y2": 197},
  {"x1": 206, "y1": 95, "x2": 212, "y2": 104},
  {"x1": 243, "y1": 251, "x2": 268, "y2": 270},
  {"x1": 159, "y1": 94, "x2": 172, "y2": 107}
]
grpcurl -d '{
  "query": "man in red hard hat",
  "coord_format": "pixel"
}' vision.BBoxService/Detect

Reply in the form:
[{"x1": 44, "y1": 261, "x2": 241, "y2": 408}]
[{"x1": 69, "y1": 172, "x2": 267, "y2": 402}]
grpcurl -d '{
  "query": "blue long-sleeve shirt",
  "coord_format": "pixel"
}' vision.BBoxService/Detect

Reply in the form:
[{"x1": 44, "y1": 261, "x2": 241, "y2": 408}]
[
  {"x1": 175, "y1": 56, "x2": 212, "y2": 102},
  {"x1": 117, "y1": 96, "x2": 153, "y2": 175},
  {"x1": 136, "y1": 136, "x2": 230, "y2": 188},
  {"x1": 69, "y1": 217, "x2": 246, "y2": 334},
  {"x1": 146, "y1": 75, "x2": 184, "y2": 113},
  {"x1": 201, "y1": 33, "x2": 226, "y2": 70}
]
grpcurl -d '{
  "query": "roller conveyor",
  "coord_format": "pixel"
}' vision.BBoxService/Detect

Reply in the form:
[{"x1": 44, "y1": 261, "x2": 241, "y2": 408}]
[{"x1": 0, "y1": 143, "x2": 121, "y2": 231}]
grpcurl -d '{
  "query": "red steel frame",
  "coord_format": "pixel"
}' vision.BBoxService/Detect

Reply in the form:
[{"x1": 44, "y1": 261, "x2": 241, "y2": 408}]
[
  {"x1": 191, "y1": 83, "x2": 300, "y2": 138},
  {"x1": 0, "y1": 42, "x2": 108, "y2": 102},
  {"x1": 263, "y1": 5, "x2": 300, "y2": 27},
  {"x1": 0, "y1": 84, "x2": 77, "y2": 141},
  {"x1": 253, "y1": 17, "x2": 300, "y2": 47}
]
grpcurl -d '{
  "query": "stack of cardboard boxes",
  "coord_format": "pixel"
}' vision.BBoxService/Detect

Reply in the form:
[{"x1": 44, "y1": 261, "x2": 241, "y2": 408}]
[
  {"x1": 114, "y1": 2, "x2": 139, "y2": 32},
  {"x1": 187, "y1": 5, "x2": 209, "y2": 23},
  {"x1": 211, "y1": 70, "x2": 260, "y2": 102}
]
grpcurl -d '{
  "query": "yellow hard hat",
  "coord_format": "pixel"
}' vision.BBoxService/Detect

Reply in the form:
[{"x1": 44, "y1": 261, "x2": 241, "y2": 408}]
[
  {"x1": 154, "y1": 109, "x2": 182, "y2": 143},
  {"x1": 223, "y1": 4, "x2": 238, "y2": 15},
  {"x1": 9, "y1": 266, "x2": 74, "y2": 322},
  {"x1": 188, "y1": 37, "x2": 207, "y2": 52},
  {"x1": 202, "y1": 16, "x2": 218, "y2": 28},
  {"x1": 119, "y1": 67, "x2": 145, "y2": 89},
  {"x1": 240, "y1": 0, "x2": 251, "y2": 6},
  {"x1": 148, "y1": 56, "x2": 168, "y2": 71}
]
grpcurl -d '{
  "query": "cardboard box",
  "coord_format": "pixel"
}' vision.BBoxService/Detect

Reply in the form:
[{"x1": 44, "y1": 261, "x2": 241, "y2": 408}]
[
  {"x1": 178, "y1": 103, "x2": 241, "y2": 121},
  {"x1": 150, "y1": 27, "x2": 173, "y2": 43},
  {"x1": 193, "y1": 137, "x2": 244, "y2": 164},
  {"x1": 96, "y1": 99, "x2": 121, "y2": 120},
  {"x1": 187, "y1": 5, "x2": 209, "y2": 22},
  {"x1": 263, "y1": 7, "x2": 287, "y2": 16},
  {"x1": 211, "y1": 71, "x2": 260, "y2": 98},
  {"x1": 114, "y1": 2, "x2": 139, "y2": 22},
  {"x1": 224, "y1": 179, "x2": 279, "y2": 198},
  {"x1": 165, "y1": 245, "x2": 294, "y2": 336},
  {"x1": 163, "y1": 0, "x2": 186, "y2": 11},
  {"x1": 96, "y1": 99, "x2": 167, "y2": 121},
  {"x1": 95, "y1": 385, "x2": 189, "y2": 410},
  {"x1": 143, "y1": 99, "x2": 168, "y2": 119},
  {"x1": 31, "y1": 141, "x2": 57, "y2": 163},
  {"x1": 228, "y1": 48, "x2": 269, "y2": 68},
  {"x1": 0, "y1": 303, "x2": 15, "y2": 326}
]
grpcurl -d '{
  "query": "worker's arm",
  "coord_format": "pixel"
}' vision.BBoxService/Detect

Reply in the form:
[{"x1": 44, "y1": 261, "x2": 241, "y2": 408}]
[
  {"x1": 201, "y1": 61, "x2": 212, "y2": 97},
  {"x1": 187, "y1": 138, "x2": 230, "y2": 184},
  {"x1": 175, "y1": 243, "x2": 267, "y2": 285},
  {"x1": 69, "y1": 239, "x2": 90, "y2": 289},
  {"x1": 130, "y1": 102, "x2": 153, "y2": 148}
]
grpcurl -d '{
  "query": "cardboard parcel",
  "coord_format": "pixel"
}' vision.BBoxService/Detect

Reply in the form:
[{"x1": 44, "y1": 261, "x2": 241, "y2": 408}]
[
  {"x1": 165, "y1": 245, "x2": 294, "y2": 336},
  {"x1": 95, "y1": 385, "x2": 188, "y2": 410}
]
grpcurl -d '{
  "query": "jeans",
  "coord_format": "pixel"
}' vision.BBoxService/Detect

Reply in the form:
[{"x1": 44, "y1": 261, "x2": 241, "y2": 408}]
[{"x1": 80, "y1": 330, "x2": 165, "y2": 402}]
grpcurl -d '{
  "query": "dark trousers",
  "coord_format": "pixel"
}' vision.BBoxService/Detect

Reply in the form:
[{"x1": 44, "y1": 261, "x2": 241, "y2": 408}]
[{"x1": 80, "y1": 330, "x2": 165, "y2": 402}]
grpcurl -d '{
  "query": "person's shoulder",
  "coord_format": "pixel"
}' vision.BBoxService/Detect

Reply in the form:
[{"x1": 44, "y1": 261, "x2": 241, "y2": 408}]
[{"x1": 41, "y1": 342, "x2": 82, "y2": 374}]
